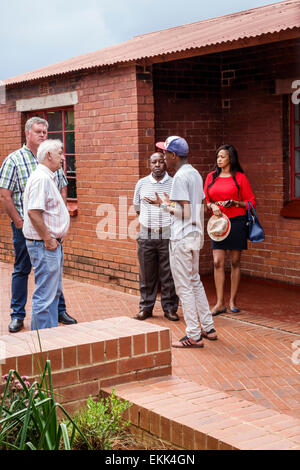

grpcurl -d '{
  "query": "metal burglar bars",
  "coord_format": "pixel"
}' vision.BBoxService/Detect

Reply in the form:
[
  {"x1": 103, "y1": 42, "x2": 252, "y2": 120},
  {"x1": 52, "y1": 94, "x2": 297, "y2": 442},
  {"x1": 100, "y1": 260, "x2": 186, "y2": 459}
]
[
  {"x1": 26, "y1": 108, "x2": 77, "y2": 200},
  {"x1": 291, "y1": 103, "x2": 300, "y2": 200}
]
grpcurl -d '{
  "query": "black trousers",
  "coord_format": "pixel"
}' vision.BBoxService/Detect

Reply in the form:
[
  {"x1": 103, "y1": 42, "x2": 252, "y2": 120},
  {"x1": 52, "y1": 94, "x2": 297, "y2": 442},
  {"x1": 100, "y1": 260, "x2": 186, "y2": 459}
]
[{"x1": 137, "y1": 235, "x2": 179, "y2": 314}]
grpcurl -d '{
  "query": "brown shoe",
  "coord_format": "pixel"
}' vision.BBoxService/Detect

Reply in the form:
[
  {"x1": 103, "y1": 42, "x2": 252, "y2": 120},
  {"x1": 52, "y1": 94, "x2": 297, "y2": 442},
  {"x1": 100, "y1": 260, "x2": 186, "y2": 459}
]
[
  {"x1": 134, "y1": 310, "x2": 153, "y2": 321},
  {"x1": 201, "y1": 328, "x2": 218, "y2": 340},
  {"x1": 164, "y1": 311, "x2": 179, "y2": 321}
]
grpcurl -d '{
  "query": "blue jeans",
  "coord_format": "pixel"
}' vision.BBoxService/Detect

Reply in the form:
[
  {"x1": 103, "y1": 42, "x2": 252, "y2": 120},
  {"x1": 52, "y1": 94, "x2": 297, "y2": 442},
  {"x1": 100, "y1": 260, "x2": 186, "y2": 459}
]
[
  {"x1": 26, "y1": 240, "x2": 64, "y2": 330},
  {"x1": 11, "y1": 223, "x2": 66, "y2": 320}
]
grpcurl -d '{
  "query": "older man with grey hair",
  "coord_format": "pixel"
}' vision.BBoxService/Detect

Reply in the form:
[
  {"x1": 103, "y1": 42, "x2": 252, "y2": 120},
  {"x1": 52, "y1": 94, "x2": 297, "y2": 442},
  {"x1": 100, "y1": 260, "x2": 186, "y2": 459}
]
[
  {"x1": 0, "y1": 117, "x2": 76, "y2": 332},
  {"x1": 23, "y1": 139, "x2": 70, "y2": 330}
]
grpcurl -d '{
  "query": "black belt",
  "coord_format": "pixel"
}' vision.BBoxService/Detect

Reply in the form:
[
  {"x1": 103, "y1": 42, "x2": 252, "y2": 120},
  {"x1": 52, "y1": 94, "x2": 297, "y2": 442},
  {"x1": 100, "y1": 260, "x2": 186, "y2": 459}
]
[
  {"x1": 148, "y1": 227, "x2": 163, "y2": 234},
  {"x1": 26, "y1": 238, "x2": 62, "y2": 244},
  {"x1": 140, "y1": 225, "x2": 170, "y2": 234}
]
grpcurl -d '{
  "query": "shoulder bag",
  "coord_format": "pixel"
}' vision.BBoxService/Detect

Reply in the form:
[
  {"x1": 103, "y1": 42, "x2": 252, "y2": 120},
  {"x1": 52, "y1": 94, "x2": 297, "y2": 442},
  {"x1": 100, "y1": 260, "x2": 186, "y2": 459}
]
[{"x1": 247, "y1": 202, "x2": 265, "y2": 242}]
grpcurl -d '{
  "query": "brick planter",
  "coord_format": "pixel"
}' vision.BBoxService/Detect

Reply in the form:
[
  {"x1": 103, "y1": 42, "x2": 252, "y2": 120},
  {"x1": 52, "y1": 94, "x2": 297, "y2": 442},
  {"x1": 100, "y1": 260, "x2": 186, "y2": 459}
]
[{"x1": 0, "y1": 317, "x2": 171, "y2": 414}]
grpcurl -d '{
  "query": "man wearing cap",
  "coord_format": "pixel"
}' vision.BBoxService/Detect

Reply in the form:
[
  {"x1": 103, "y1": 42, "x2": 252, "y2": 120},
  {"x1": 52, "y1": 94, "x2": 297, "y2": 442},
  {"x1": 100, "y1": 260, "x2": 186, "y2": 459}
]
[
  {"x1": 133, "y1": 152, "x2": 179, "y2": 321},
  {"x1": 145, "y1": 136, "x2": 217, "y2": 348}
]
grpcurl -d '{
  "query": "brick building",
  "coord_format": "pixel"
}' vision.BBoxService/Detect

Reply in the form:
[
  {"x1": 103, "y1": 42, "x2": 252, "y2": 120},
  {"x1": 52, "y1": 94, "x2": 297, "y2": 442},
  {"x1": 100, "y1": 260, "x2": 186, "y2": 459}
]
[{"x1": 0, "y1": 0, "x2": 299, "y2": 292}]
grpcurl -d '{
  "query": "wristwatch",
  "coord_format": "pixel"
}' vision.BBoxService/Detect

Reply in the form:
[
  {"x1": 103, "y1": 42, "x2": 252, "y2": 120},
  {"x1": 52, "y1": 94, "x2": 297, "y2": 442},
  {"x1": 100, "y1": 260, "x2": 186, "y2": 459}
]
[{"x1": 160, "y1": 203, "x2": 169, "y2": 212}]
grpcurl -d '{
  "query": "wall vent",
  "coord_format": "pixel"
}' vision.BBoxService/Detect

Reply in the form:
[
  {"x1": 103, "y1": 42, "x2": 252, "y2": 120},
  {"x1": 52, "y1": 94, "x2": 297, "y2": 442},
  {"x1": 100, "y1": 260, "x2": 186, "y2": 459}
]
[{"x1": 39, "y1": 82, "x2": 50, "y2": 96}]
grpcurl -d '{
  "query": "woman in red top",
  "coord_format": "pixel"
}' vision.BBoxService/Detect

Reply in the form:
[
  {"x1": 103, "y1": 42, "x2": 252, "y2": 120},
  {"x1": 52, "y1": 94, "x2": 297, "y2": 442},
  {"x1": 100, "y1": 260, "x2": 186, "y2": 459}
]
[{"x1": 204, "y1": 144, "x2": 256, "y2": 316}]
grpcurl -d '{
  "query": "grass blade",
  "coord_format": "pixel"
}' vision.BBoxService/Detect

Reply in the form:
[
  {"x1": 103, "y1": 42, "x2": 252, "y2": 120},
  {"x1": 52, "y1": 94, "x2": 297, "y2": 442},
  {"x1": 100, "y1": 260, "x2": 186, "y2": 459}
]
[
  {"x1": 60, "y1": 423, "x2": 71, "y2": 450},
  {"x1": 19, "y1": 389, "x2": 34, "y2": 449}
]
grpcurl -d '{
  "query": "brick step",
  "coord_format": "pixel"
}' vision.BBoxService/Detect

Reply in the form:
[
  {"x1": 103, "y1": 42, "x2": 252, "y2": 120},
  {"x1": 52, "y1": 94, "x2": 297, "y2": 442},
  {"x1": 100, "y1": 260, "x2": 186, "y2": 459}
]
[
  {"x1": 102, "y1": 376, "x2": 300, "y2": 450},
  {"x1": 0, "y1": 318, "x2": 172, "y2": 414}
]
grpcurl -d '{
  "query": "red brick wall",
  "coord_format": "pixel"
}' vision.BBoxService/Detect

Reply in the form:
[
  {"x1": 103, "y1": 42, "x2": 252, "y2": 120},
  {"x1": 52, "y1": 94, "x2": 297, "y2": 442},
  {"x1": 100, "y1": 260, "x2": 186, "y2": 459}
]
[
  {"x1": 0, "y1": 38, "x2": 299, "y2": 290},
  {"x1": 0, "y1": 93, "x2": 23, "y2": 261},
  {"x1": 220, "y1": 39, "x2": 300, "y2": 284},
  {"x1": 65, "y1": 65, "x2": 154, "y2": 293},
  {"x1": 153, "y1": 56, "x2": 223, "y2": 274},
  {"x1": 0, "y1": 64, "x2": 155, "y2": 293}
]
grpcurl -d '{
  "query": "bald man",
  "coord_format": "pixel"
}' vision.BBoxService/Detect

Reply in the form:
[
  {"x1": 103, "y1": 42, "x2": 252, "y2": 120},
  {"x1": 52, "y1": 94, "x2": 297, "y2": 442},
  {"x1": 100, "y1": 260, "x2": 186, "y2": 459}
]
[{"x1": 133, "y1": 153, "x2": 179, "y2": 321}]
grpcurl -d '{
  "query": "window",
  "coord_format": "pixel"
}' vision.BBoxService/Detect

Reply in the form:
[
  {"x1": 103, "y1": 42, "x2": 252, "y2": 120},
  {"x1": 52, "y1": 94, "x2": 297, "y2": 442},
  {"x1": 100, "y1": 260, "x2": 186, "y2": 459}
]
[
  {"x1": 291, "y1": 103, "x2": 300, "y2": 200},
  {"x1": 26, "y1": 108, "x2": 77, "y2": 200}
]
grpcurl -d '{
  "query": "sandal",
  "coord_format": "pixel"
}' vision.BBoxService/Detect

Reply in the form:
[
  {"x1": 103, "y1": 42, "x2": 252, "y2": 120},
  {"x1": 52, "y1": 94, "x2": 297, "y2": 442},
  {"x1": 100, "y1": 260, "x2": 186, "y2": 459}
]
[
  {"x1": 201, "y1": 328, "x2": 218, "y2": 341},
  {"x1": 172, "y1": 335, "x2": 204, "y2": 348},
  {"x1": 229, "y1": 307, "x2": 240, "y2": 313},
  {"x1": 212, "y1": 308, "x2": 226, "y2": 317}
]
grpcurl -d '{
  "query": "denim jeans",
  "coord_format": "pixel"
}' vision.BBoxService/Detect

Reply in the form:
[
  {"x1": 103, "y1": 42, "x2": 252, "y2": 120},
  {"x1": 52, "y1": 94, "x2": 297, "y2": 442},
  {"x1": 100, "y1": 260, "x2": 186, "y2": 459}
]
[
  {"x1": 26, "y1": 240, "x2": 64, "y2": 330},
  {"x1": 11, "y1": 223, "x2": 66, "y2": 320}
]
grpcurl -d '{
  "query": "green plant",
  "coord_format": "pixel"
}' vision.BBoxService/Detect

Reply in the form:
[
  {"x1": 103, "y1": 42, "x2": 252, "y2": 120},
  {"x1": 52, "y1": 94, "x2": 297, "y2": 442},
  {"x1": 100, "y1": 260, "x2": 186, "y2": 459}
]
[
  {"x1": 0, "y1": 361, "x2": 91, "y2": 450},
  {"x1": 69, "y1": 391, "x2": 132, "y2": 450}
]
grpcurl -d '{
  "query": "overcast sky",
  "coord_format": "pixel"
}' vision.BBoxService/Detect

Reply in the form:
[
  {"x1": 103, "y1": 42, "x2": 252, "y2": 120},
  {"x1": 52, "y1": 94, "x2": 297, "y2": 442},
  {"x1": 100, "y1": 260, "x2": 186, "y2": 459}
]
[{"x1": 1, "y1": 0, "x2": 285, "y2": 80}]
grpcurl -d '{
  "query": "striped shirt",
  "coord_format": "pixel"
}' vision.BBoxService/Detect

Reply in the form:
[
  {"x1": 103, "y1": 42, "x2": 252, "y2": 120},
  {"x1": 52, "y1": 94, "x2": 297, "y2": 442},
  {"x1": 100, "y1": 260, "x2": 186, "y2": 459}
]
[
  {"x1": 133, "y1": 173, "x2": 173, "y2": 229},
  {"x1": 0, "y1": 145, "x2": 67, "y2": 219},
  {"x1": 23, "y1": 164, "x2": 70, "y2": 240}
]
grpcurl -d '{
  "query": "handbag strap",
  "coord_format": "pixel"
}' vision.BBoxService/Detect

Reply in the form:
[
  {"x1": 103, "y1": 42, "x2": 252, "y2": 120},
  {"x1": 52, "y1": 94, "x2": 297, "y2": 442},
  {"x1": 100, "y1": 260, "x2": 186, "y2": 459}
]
[{"x1": 248, "y1": 201, "x2": 257, "y2": 217}]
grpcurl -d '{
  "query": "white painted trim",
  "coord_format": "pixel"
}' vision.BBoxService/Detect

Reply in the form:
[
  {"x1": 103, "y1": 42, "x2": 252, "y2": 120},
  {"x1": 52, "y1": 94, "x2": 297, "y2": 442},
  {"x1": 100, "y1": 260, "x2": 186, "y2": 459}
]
[{"x1": 16, "y1": 92, "x2": 78, "y2": 112}]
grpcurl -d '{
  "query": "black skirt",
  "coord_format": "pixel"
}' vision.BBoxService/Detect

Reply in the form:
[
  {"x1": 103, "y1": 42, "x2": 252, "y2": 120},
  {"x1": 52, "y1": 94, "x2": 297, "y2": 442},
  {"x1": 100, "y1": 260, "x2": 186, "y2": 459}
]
[{"x1": 211, "y1": 215, "x2": 248, "y2": 251}]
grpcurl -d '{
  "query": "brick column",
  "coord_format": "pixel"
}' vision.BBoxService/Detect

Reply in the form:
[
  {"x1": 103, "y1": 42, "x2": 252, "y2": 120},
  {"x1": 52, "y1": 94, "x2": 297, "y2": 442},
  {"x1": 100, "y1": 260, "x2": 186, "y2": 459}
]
[{"x1": 64, "y1": 64, "x2": 155, "y2": 293}]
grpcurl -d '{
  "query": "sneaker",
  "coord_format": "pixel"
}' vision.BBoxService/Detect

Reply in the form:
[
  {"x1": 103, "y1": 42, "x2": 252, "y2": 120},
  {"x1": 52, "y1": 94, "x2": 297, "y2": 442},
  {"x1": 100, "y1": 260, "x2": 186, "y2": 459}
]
[{"x1": 201, "y1": 328, "x2": 218, "y2": 340}]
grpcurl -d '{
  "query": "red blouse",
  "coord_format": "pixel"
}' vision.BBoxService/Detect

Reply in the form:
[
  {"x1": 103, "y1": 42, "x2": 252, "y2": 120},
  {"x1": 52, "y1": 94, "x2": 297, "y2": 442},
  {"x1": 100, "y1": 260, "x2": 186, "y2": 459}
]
[{"x1": 204, "y1": 171, "x2": 256, "y2": 218}]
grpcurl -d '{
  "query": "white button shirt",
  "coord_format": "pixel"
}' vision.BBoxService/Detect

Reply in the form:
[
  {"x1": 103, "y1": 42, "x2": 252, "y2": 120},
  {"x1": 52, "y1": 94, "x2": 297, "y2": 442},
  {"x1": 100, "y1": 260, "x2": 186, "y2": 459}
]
[{"x1": 23, "y1": 164, "x2": 70, "y2": 240}]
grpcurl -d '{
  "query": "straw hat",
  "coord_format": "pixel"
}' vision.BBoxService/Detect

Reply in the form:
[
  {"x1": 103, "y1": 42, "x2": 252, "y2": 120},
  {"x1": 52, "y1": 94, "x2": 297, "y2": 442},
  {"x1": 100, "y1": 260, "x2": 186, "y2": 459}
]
[{"x1": 207, "y1": 214, "x2": 231, "y2": 241}]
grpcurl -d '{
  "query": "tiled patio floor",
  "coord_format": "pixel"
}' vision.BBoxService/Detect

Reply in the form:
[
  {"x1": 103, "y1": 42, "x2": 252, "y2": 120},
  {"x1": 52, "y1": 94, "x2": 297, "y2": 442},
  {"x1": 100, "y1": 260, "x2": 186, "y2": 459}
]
[{"x1": 1, "y1": 261, "x2": 299, "y2": 420}]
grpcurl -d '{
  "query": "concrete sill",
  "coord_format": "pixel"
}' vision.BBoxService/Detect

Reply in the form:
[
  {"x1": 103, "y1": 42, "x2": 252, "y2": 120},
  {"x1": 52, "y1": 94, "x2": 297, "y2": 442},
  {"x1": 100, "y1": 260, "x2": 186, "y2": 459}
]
[
  {"x1": 280, "y1": 200, "x2": 300, "y2": 219},
  {"x1": 67, "y1": 201, "x2": 78, "y2": 217}
]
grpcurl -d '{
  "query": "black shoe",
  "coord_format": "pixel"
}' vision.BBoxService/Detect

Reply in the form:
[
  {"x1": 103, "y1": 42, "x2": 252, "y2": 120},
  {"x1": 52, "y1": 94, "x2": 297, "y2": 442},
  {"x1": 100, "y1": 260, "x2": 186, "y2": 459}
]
[
  {"x1": 133, "y1": 310, "x2": 153, "y2": 321},
  {"x1": 58, "y1": 311, "x2": 77, "y2": 325},
  {"x1": 9, "y1": 318, "x2": 24, "y2": 333},
  {"x1": 164, "y1": 311, "x2": 180, "y2": 321}
]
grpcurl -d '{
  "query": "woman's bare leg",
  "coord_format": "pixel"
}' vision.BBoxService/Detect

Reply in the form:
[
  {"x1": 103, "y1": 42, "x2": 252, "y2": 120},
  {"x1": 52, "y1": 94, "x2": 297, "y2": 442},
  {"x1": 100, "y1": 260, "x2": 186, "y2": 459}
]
[
  {"x1": 212, "y1": 250, "x2": 226, "y2": 313},
  {"x1": 229, "y1": 250, "x2": 242, "y2": 310}
]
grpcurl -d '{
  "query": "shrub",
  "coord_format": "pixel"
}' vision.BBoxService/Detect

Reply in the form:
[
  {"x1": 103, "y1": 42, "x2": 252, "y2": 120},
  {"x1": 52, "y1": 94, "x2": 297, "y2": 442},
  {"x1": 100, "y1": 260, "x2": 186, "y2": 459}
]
[
  {"x1": 69, "y1": 391, "x2": 132, "y2": 450},
  {"x1": 0, "y1": 362, "x2": 90, "y2": 450}
]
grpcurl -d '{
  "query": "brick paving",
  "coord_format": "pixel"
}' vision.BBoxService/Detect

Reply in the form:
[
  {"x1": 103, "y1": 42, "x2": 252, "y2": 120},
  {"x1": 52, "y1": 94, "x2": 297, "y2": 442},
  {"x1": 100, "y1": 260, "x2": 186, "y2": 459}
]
[{"x1": 1, "y1": 261, "x2": 299, "y2": 420}]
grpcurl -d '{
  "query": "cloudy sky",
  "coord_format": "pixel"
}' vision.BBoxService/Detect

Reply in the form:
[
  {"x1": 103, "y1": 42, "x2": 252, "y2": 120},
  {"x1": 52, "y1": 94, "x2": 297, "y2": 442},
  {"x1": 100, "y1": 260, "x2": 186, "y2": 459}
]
[{"x1": 1, "y1": 0, "x2": 284, "y2": 80}]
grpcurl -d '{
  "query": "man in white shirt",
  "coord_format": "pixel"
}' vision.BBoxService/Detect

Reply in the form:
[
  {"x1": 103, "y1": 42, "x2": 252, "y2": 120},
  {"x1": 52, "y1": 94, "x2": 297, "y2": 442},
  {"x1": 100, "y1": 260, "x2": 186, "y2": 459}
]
[
  {"x1": 146, "y1": 136, "x2": 217, "y2": 348},
  {"x1": 133, "y1": 152, "x2": 179, "y2": 321},
  {"x1": 0, "y1": 116, "x2": 76, "y2": 333},
  {"x1": 23, "y1": 139, "x2": 70, "y2": 330}
]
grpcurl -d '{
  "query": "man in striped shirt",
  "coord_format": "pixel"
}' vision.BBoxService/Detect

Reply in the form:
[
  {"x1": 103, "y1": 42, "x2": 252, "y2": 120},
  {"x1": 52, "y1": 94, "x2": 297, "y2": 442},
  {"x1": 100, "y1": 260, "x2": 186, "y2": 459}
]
[
  {"x1": 133, "y1": 152, "x2": 179, "y2": 321},
  {"x1": 23, "y1": 139, "x2": 70, "y2": 330},
  {"x1": 0, "y1": 117, "x2": 76, "y2": 333}
]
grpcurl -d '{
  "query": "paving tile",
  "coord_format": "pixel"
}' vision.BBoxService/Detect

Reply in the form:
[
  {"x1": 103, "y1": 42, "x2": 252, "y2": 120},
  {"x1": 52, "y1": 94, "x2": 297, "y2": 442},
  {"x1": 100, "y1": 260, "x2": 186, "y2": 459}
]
[{"x1": 1, "y1": 260, "x2": 300, "y2": 445}]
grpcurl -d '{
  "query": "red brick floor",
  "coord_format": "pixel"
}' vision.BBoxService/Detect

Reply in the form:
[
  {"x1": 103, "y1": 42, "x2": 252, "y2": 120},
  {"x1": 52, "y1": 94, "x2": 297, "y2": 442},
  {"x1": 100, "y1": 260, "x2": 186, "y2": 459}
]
[{"x1": 1, "y1": 261, "x2": 299, "y2": 420}]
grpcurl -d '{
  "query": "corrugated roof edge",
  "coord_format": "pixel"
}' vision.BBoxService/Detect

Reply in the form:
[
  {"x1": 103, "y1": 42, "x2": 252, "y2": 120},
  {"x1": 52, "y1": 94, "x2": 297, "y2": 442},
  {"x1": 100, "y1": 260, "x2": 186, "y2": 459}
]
[
  {"x1": 2, "y1": 0, "x2": 300, "y2": 87},
  {"x1": 133, "y1": 0, "x2": 294, "y2": 39}
]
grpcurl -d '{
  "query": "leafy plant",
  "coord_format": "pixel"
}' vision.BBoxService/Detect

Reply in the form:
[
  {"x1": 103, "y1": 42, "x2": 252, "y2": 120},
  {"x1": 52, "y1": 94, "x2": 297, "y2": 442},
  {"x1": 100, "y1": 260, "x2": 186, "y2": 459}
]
[
  {"x1": 69, "y1": 391, "x2": 132, "y2": 450},
  {"x1": 0, "y1": 361, "x2": 91, "y2": 450}
]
